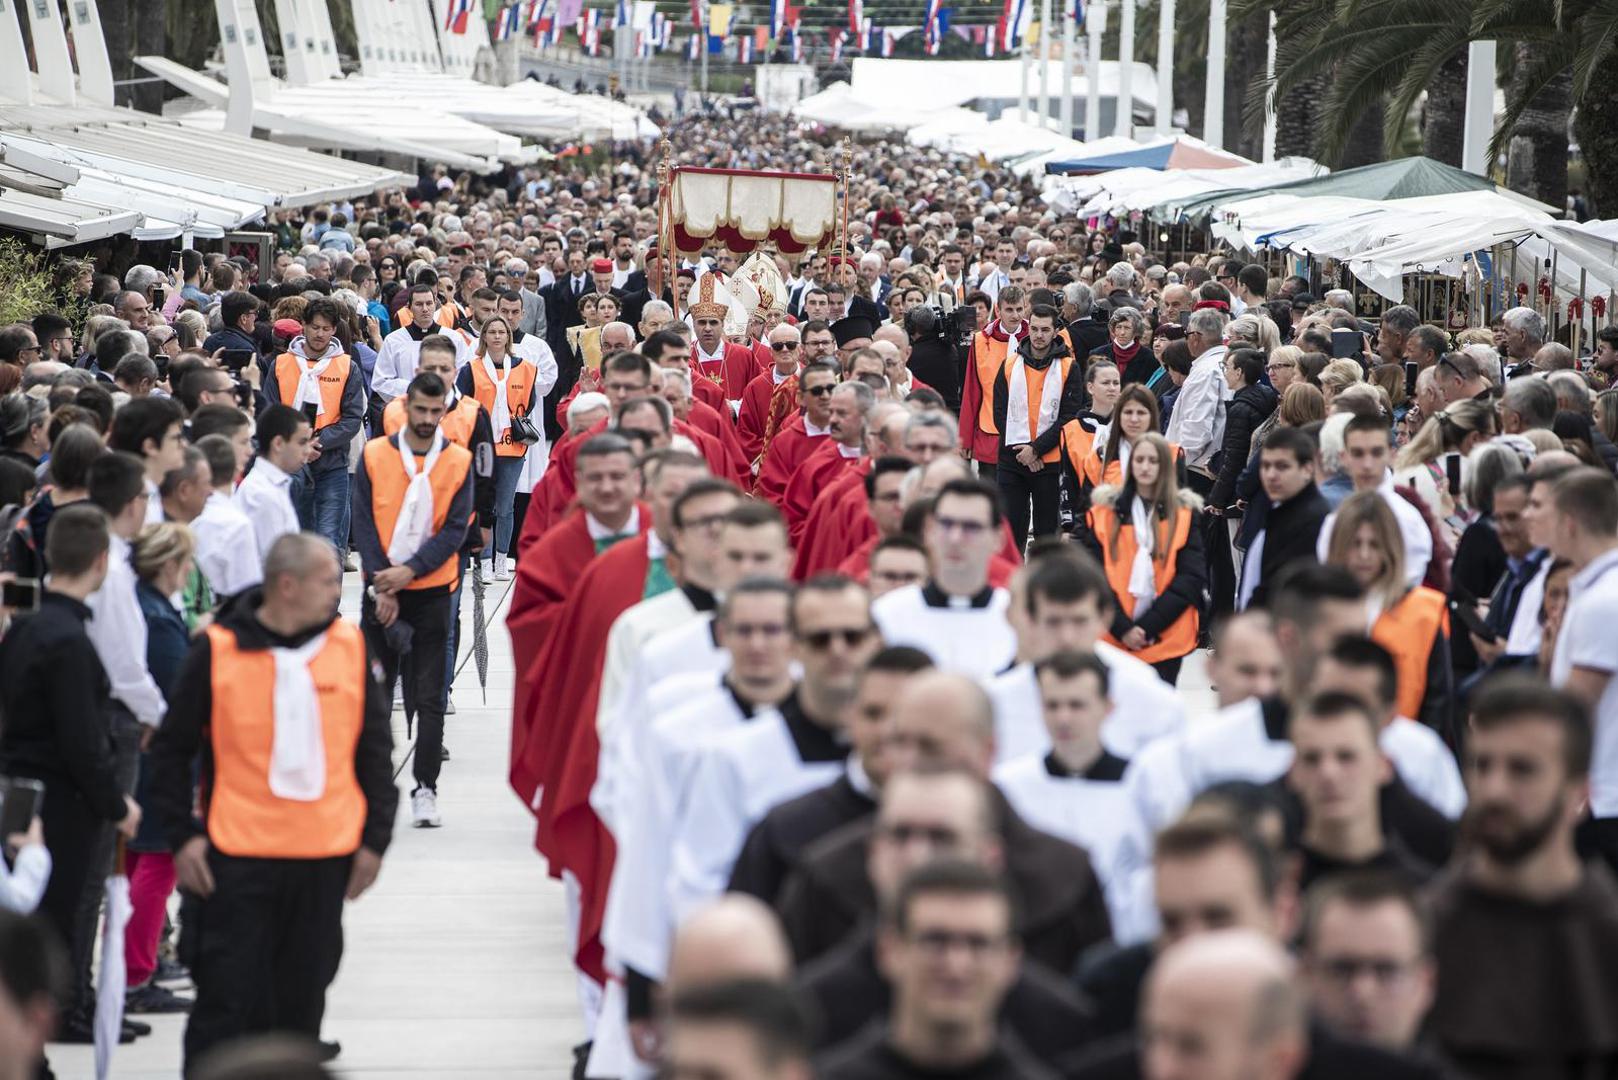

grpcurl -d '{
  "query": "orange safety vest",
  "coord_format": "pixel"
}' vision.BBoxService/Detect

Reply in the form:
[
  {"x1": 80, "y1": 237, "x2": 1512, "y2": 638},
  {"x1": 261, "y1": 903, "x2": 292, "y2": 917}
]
[
  {"x1": 1061, "y1": 419, "x2": 1100, "y2": 478},
  {"x1": 468, "y1": 358, "x2": 537, "y2": 458},
  {"x1": 1081, "y1": 440, "x2": 1184, "y2": 489},
  {"x1": 203, "y1": 621, "x2": 367, "y2": 859},
  {"x1": 1088, "y1": 499, "x2": 1200, "y2": 663},
  {"x1": 1372, "y1": 586, "x2": 1449, "y2": 721},
  {"x1": 361, "y1": 435, "x2": 474, "y2": 589},
  {"x1": 273, "y1": 352, "x2": 351, "y2": 432},
  {"x1": 972, "y1": 331, "x2": 1014, "y2": 436},
  {"x1": 382, "y1": 395, "x2": 480, "y2": 448},
  {"x1": 1002, "y1": 353, "x2": 1076, "y2": 464}
]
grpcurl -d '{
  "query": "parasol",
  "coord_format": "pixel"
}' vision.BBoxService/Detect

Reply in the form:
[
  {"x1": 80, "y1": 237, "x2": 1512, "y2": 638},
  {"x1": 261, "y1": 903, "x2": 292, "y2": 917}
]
[{"x1": 94, "y1": 837, "x2": 132, "y2": 1080}]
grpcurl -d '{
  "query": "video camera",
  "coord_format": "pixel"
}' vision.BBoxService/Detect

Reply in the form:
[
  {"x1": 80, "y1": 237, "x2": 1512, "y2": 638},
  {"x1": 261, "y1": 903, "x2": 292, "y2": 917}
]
[{"x1": 907, "y1": 303, "x2": 978, "y2": 348}]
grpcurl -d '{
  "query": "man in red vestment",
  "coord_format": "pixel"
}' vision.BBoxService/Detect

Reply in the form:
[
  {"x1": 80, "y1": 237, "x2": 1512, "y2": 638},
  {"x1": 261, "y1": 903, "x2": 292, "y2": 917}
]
[
  {"x1": 549, "y1": 321, "x2": 638, "y2": 431},
  {"x1": 645, "y1": 326, "x2": 727, "y2": 416},
  {"x1": 781, "y1": 381, "x2": 873, "y2": 540},
  {"x1": 509, "y1": 450, "x2": 711, "y2": 983},
  {"x1": 754, "y1": 360, "x2": 839, "y2": 504},
  {"x1": 507, "y1": 432, "x2": 649, "y2": 801},
  {"x1": 737, "y1": 322, "x2": 802, "y2": 464},
  {"x1": 688, "y1": 272, "x2": 762, "y2": 401},
  {"x1": 958, "y1": 285, "x2": 1028, "y2": 477}
]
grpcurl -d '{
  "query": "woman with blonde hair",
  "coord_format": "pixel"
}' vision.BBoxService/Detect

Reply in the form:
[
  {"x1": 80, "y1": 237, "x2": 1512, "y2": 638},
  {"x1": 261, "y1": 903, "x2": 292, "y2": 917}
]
[
  {"x1": 454, "y1": 315, "x2": 537, "y2": 580},
  {"x1": 1392, "y1": 398, "x2": 1495, "y2": 528},
  {"x1": 1077, "y1": 432, "x2": 1206, "y2": 685},
  {"x1": 1318, "y1": 358, "x2": 1364, "y2": 407},
  {"x1": 1070, "y1": 383, "x2": 1184, "y2": 497},
  {"x1": 1226, "y1": 312, "x2": 1281, "y2": 355},
  {"x1": 1326, "y1": 492, "x2": 1453, "y2": 740}
]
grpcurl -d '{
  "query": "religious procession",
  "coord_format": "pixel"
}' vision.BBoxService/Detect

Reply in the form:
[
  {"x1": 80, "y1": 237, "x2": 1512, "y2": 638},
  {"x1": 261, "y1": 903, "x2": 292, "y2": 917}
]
[{"x1": 0, "y1": 0, "x2": 1612, "y2": 1072}]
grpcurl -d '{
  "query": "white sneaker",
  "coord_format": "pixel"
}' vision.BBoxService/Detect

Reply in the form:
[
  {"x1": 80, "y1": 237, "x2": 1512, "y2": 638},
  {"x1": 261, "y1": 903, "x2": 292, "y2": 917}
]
[
  {"x1": 445, "y1": 693, "x2": 456, "y2": 715},
  {"x1": 391, "y1": 687, "x2": 404, "y2": 713},
  {"x1": 478, "y1": 559, "x2": 493, "y2": 583},
  {"x1": 493, "y1": 553, "x2": 512, "y2": 580},
  {"x1": 411, "y1": 787, "x2": 442, "y2": 828}
]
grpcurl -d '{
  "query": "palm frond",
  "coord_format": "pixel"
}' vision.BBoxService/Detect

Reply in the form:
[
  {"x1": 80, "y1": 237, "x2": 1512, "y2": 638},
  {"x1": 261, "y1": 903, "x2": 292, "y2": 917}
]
[
  {"x1": 1485, "y1": 40, "x2": 1579, "y2": 164},
  {"x1": 1570, "y1": 0, "x2": 1618, "y2": 98}
]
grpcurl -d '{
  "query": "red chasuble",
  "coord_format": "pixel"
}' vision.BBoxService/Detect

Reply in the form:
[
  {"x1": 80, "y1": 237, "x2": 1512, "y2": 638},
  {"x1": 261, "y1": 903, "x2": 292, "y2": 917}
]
[
  {"x1": 689, "y1": 374, "x2": 727, "y2": 414},
  {"x1": 792, "y1": 462, "x2": 874, "y2": 579},
  {"x1": 684, "y1": 400, "x2": 751, "y2": 475},
  {"x1": 754, "y1": 414, "x2": 827, "y2": 504},
  {"x1": 782, "y1": 440, "x2": 864, "y2": 544},
  {"x1": 737, "y1": 369, "x2": 791, "y2": 464},
  {"x1": 693, "y1": 340, "x2": 764, "y2": 400}
]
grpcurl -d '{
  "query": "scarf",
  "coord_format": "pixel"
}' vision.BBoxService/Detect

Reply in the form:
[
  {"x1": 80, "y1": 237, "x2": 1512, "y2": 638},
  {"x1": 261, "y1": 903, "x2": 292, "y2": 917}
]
[
  {"x1": 387, "y1": 431, "x2": 444, "y2": 567},
  {"x1": 291, "y1": 339, "x2": 339, "y2": 419},
  {"x1": 1127, "y1": 495, "x2": 1159, "y2": 619},
  {"x1": 269, "y1": 632, "x2": 329, "y2": 801},
  {"x1": 1111, "y1": 340, "x2": 1141, "y2": 366},
  {"x1": 1004, "y1": 353, "x2": 1066, "y2": 448},
  {"x1": 481, "y1": 353, "x2": 515, "y2": 443}
]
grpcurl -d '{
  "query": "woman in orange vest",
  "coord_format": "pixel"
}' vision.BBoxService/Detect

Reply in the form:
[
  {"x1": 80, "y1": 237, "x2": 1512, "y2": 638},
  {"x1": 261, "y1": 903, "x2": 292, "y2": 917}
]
[
  {"x1": 455, "y1": 315, "x2": 538, "y2": 581},
  {"x1": 1079, "y1": 383, "x2": 1187, "y2": 496},
  {"x1": 1058, "y1": 359, "x2": 1120, "y2": 526},
  {"x1": 1325, "y1": 490, "x2": 1454, "y2": 742},
  {"x1": 1077, "y1": 432, "x2": 1206, "y2": 685}
]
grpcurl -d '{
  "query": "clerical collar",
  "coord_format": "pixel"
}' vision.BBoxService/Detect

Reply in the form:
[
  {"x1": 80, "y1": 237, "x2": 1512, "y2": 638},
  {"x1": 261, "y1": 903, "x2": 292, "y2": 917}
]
[
  {"x1": 406, "y1": 323, "x2": 437, "y2": 342},
  {"x1": 1260, "y1": 696, "x2": 1290, "y2": 742},
  {"x1": 836, "y1": 442, "x2": 863, "y2": 459},
  {"x1": 647, "y1": 532, "x2": 669, "y2": 560},
  {"x1": 921, "y1": 581, "x2": 995, "y2": 609},
  {"x1": 1044, "y1": 750, "x2": 1128, "y2": 781},
  {"x1": 586, "y1": 506, "x2": 639, "y2": 540},
  {"x1": 846, "y1": 756, "x2": 877, "y2": 798},
  {"x1": 721, "y1": 678, "x2": 759, "y2": 719},
  {"x1": 680, "y1": 583, "x2": 718, "y2": 613},
  {"x1": 695, "y1": 338, "x2": 725, "y2": 362},
  {"x1": 781, "y1": 691, "x2": 846, "y2": 763},
  {"x1": 803, "y1": 418, "x2": 832, "y2": 437}
]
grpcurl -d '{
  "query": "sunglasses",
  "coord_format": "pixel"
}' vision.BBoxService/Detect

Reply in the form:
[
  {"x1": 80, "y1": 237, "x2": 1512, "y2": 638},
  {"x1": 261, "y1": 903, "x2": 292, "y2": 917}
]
[
  {"x1": 771, "y1": 341, "x2": 800, "y2": 351},
  {"x1": 799, "y1": 625, "x2": 875, "y2": 650},
  {"x1": 804, "y1": 383, "x2": 836, "y2": 397}
]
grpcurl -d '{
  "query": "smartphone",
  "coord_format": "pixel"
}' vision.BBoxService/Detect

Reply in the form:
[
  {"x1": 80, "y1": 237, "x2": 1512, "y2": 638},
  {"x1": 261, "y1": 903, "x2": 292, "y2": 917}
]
[
  {"x1": 1, "y1": 579, "x2": 40, "y2": 612},
  {"x1": 302, "y1": 402, "x2": 320, "y2": 426},
  {"x1": 151, "y1": 282, "x2": 167, "y2": 306},
  {"x1": 233, "y1": 381, "x2": 254, "y2": 410},
  {"x1": 1446, "y1": 454, "x2": 1463, "y2": 498},
  {"x1": 1403, "y1": 360, "x2": 1418, "y2": 400},
  {"x1": 220, "y1": 349, "x2": 254, "y2": 373},
  {"x1": 1330, "y1": 328, "x2": 1363, "y2": 359},
  {"x1": 0, "y1": 778, "x2": 44, "y2": 840},
  {"x1": 1449, "y1": 598, "x2": 1497, "y2": 645},
  {"x1": 168, "y1": 250, "x2": 183, "y2": 276}
]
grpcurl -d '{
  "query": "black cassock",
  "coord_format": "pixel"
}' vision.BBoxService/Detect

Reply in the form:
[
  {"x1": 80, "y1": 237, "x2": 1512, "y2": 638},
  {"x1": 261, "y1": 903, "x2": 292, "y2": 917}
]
[{"x1": 726, "y1": 768, "x2": 876, "y2": 907}]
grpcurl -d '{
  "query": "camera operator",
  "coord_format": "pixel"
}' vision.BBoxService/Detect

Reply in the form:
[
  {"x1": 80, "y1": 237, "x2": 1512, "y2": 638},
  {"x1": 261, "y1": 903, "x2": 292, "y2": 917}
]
[{"x1": 904, "y1": 305, "x2": 969, "y2": 416}]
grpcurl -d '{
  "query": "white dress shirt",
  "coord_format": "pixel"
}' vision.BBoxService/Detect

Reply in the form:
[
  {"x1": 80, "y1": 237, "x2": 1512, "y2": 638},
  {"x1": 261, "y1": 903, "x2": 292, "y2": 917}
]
[
  {"x1": 371, "y1": 326, "x2": 469, "y2": 401},
  {"x1": 233, "y1": 457, "x2": 301, "y2": 564},
  {"x1": 87, "y1": 534, "x2": 167, "y2": 727},
  {"x1": 143, "y1": 479, "x2": 162, "y2": 525},
  {"x1": 1315, "y1": 471, "x2": 1433, "y2": 587},
  {"x1": 1165, "y1": 345, "x2": 1230, "y2": 471},
  {"x1": 1552, "y1": 547, "x2": 1618, "y2": 816},
  {"x1": 191, "y1": 491, "x2": 263, "y2": 596}
]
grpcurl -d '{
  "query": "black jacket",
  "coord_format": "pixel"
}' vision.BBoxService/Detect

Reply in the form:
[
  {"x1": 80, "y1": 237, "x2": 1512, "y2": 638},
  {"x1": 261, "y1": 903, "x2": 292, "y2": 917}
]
[
  {"x1": 776, "y1": 789, "x2": 1112, "y2": 971},
  {"x1": 146, "y1": 591, "x2": 398, "y2": 857},
  {"x1": 1075, "y1": 483, "x2": 1207, "y2": 644},
  {"x1": 1209, "y1": 381, "x2": 1278, "y2": 509},
  {"x1": 0, "y1": 592, "x2": 126, "y2": 822},
  {"x1": 1247, "y1": 482, "x2": 1331, "y2": 610},
  {"x1": 820, "y1": 1023, "x2": 1062, "y2": 1080},
  {"x1": 1067, "y1": 315, "x2": 1110, "y2": 358},
  {"x1": 907, "y1": 336, "x2": 962, "y2": 415},
  {"x1": 992, "y1": 336, "x2": 1085, "y2": 474},
  {"x1": 728, "y1": 771, "x2": 875, "y2": 907},
  {"x1": 800, "y1": 928, "x2": 1095, "y2": 1066},
  {"x1": 1066, "y1": 1019, "x2": 1446, "y2": 1080}
]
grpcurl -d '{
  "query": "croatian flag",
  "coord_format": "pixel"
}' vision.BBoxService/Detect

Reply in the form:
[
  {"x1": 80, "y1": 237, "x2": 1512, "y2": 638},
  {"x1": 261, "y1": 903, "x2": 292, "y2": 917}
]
[
  {"x1": 789, "y1": 27, "x2": 802, "y2": 60},
  {"x1": 769, "y1": 0, "x2": 784, "y2": 37},
  {"x1": 690, "y1": 0, "x2": 702, "y2": 27},
  {"x1": 847, "y1": 0, "x2": 861, "y2": 32},
  {"x1": 1000, "y1": 0, "x2": 1029, "y2": 49},
  {"x1": 581, "y1": 8, "x2": 601, "y2": 53},
  {"x1": 1071, "y1": 0, "x2": 1084, "y2": 25},
  {"x1": 687, "y1": 31, "x2": 698, "y2": 57},
  {"x1": 829, "y1": 26, "x2": 843, "y2": 61},
  {"x1": 737, "y1": 34, "x2": 752, "y2": 61},
  {"x1": 880, "y1": 26, "x2": 894, "y2": 55},
  {"x1": 495, "y1": 4, "x2": 522, "y2": 39},
  {"x1": 445, "y1": 0, "x2": 472, "y2": 34},
  {"x1": 857, "y1": 16, "x2": 871, "y2": 48}
]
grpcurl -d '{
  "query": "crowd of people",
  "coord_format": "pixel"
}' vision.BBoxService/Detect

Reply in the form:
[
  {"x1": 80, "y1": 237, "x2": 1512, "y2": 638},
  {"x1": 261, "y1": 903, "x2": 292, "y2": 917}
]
[{"x1": 0, "y1": 107, "x2": 1609, "y2": 1078}]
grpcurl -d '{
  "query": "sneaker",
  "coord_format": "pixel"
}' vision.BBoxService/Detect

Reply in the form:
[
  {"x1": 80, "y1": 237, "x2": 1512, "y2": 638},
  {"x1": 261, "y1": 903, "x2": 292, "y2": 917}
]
[
  {"x1": 125, "y1": 982, "x2": 193, "y2": 1014},
  {"x1": 478, "y1": 559, "x2": 493, "y2": 583},
  {"x1": 153, "y1": 957, "x2": 191, "y2": 986},
  {"x1": 411, "y1": 787, "x2": 442, "y2": 828},
  {"x1": 343, "y1": 552, "x2": 359, "y2": 573},
  {"x1": 319, "y1": 1040, "x2": 342, "y2": 1062},
  {"x1": 445, "y1": 693, "x2": 456, "y2": 715},
  {"x1": 440, "y1": 744, "x2": 450, "y2": 761},
  {"x1": 493, "y1": 553, "x2": 512, "y2": 580}
]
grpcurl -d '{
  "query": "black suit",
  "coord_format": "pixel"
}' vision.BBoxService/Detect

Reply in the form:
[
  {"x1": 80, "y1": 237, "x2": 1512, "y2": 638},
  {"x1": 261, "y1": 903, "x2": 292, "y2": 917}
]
[
  {"x1": 842, "y1": 295, "x2": 884, "y2": 327},
  {"x1": 1066, "y1": 1021, "x2": 1446, "y2": 1080},
  {"x1": 1246, "y1": 482, "x2": 1331, "y2": 610},
  {"x1": 728, "y1": 772, "x2": 875, "y2": 907},
  {"x1": 543, "y1": 273, "x2": 591, "y2": 357}
]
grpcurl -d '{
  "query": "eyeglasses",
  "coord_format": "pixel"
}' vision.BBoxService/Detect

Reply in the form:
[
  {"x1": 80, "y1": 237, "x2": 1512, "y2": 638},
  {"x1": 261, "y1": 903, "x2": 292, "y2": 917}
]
[
  {"x1": 677, "y1": 512, "x2": 729, "y2": 532},
  {"x1": 804, "y1": 384, "x2": 836, "y2": 397},
  {"x1": 933, "y1": 515, "x2": 990, "y2": 537},
  {"x1": 1439, "y1": 356, "x2": 1463, "y2": 379},
  {"x1": 799, "y1": 625, "x2": 876, "y2": 650},
  {"x1": 1266, "y1": 362, "x2": 1296, "y2": 373},
  {"x1": 771, "y1": 341, "x2": 800, "y2": 351}
]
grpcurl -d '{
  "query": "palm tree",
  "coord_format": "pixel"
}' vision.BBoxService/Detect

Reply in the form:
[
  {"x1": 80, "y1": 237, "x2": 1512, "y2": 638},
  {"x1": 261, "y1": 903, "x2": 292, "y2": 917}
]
[{"x1": 1233, "y1": 0, "x2": 1618, "y2": 212}]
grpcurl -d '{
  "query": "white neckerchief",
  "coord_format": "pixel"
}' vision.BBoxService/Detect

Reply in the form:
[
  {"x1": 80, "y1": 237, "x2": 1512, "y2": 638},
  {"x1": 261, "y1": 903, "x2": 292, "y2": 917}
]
[
  {"x1": 1004, "y1": 352, "x2": 1065, "y2": 447},
  {"x1": 481, "y1": 353, "x2": 515, "y2": 442},
  {"x1": 269, "y1": 631, "x2": 329, "y2": 801},
  {"x1": 1127, "y1": 495, "x2": 1158, "y2": 619},
  {"x1": 387, "y1": 431, "x2": 445, "y2": 567},
  {"x1": 291, "y1": 345, "x2": 338, "y2": 418}
]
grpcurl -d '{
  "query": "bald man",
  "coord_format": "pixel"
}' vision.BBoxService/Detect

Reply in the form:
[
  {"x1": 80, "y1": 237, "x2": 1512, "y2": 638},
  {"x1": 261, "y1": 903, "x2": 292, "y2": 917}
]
[
  {"x1": 774, "y1": 671, "x2": 1112, "y2": 972},
  {"x1": 1140, "y1": 931, "x2": 1307, "y2": 1080}
]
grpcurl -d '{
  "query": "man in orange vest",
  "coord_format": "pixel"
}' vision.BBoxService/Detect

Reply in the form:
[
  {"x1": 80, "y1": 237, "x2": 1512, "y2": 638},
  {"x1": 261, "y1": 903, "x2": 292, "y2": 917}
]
[
  {"x1": 991, "y1": 303, "x2": 1083, "y2": 551},
  {"x1": 260, "y1": 297, "x2": 367, "y2": 557},
  {"x1": 147, "y1": 532, "x2": 398, "y2": 1072},
  {"x1": 958, "y1": 284, "x2": 1027, "y2": 480},
  {"x1": 352, "y1": 371, "x2": 475, "y2": 829}
]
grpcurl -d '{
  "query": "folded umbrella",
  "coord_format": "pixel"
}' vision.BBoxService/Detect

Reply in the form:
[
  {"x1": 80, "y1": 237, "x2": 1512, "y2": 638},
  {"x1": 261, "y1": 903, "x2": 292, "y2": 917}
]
[{"x1": 94, "y1": 837, "x2": 132, "y2": 1080}]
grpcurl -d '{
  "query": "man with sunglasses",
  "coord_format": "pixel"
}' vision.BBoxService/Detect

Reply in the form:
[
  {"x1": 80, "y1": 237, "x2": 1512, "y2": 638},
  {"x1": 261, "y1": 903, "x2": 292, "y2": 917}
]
[
  {"x1": 756, "y1": 361, "x2": 839, "y2": 506},
  {"x1": 1435, "y1": 350, "x2": 1492, "y2": 404},
  {"x1": 668, "y1": 575, "x2": 880, "y2": 930},
  {"x1": 738, "y1": 323, "x2": 803, "y2": 463},
  {"x1": 873, "y1": 477, "x2": 1017, "y2": 680}
]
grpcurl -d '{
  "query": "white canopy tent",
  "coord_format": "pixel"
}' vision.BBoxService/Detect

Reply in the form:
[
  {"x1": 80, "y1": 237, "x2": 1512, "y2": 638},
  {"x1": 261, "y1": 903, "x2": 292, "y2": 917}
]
[{"x1": 1043, "y1": 157, "x2": 1327, "y2": 217}]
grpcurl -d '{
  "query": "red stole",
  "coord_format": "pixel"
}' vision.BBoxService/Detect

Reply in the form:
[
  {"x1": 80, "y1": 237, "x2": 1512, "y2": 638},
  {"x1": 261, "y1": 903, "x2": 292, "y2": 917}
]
[{"x1": 783, "y1": 440, "x2": 863, "y2": 543}]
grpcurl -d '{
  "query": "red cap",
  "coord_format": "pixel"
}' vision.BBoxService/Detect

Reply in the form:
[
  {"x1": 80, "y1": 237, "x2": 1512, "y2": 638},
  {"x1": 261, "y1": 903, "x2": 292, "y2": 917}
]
[
  {"x1": 273, "y1": 318, "x2": 303, "y2": 339},
  {"x1": 591, "y1": 257, "x2": 613, "y2": 273}
]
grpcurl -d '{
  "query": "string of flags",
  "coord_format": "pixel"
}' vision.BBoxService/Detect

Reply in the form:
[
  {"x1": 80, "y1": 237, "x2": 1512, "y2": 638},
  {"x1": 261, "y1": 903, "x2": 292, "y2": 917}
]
[{"x1": 489, "y1": 1, "x2": 981, "y2": 61}]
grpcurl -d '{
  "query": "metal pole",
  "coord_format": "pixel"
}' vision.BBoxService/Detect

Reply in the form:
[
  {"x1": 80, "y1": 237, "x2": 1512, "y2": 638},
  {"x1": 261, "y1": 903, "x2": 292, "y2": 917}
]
[
  {"x1": 1020, "y1": 35, "x2": 1031, "y2": 122},
  {"x1": 1114, "y1": 0, "x2": 1134, "y2": 137},
  {"x1": 1084, "y1": 0, "x2": 1104, "y2": 140},
  {"x1": 1461, "y1": 40, "x2": 1495, "y2": 175},
  {"x1": 700, "y1": 4, "x2": 709, "y2": 99},
  {"x1": 1038, "y1": 0, "x2": 1052, "y2": 130},
  {"x1": 1155, "y1": 0, "x2": 1173, "y2": 135},
  {"x1": 1261, "y1": 10, "x2": 1276, "y2": 161},
  {"x1": 1204, "y1": 0, "x2": 1226, "y2": 147},
  {"x1": 1060, "y1": 2, "x2": 1074, "y2": 137}
]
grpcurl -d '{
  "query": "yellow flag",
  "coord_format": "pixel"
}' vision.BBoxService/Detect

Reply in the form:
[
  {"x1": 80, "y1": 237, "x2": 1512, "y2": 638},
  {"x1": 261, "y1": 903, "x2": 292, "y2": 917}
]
[{"x1": 709, "y1": 3, "x2": 733, "y2": 35}]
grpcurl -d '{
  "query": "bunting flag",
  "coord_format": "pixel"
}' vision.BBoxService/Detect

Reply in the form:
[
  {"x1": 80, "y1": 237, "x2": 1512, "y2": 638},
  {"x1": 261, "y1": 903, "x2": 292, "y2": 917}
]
[
  {"x1": 690, "y1": 0, "x2": 702, "y2": 26},
  {"x1": 494, "y1": 2, "x2": 523, "y2": 39},
  {"x1": 880, "y1": 25, "x2": 894, "y2": 55},
  {"x1": 526, "y1": 0, "x2": 549, "y2": 30},
  {"x1": 445, "y1": 0, "x2": 473, "y2": 33},
  {"x1": 923, "y1": 0, "x2": 941, "y2": 53},
  {"x1": 847, "y1": 0, "x2": 861, "y2": 32},
  {"x1": 737, "y1": 34, "x2": 752, "y2": 61},
  {"x1": 579, "y1": 8, "x2": 601, "y2": 53},
  {"x1": 1071, "y1": 0, "x2": 1084, "y2": 25},
  {"x1": 829, "y1": 25, "x2": 843, "y2": 61},
  {"x1": 999, "y1": 0, "x2": 1030, "y2": 48},
  {"x1": 856, "y1": 15, "x2": 871, "y2": 48},
  {"x1": 615, "y1": 0, "x2": 628, "y2": 25},
  {"x1": 687, "y1": 30, "x2": 699, "y2": 56},
  {"x1": 708, "y1": 3, "x2": 733, "y2": 34},
  {"x1": 789, "y1": 26, "x2": 802, "y2": 60},
  {"x1": 769, "y1": 0, "x2": 784, "y2": 37}
]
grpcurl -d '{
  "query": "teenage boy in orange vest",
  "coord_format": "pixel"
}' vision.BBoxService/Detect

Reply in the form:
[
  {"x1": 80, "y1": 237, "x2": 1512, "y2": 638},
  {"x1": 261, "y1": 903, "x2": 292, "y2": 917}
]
[
  {"x1": 147, "y1": 532, "x2": 397, "y2": 1072},
  {"x1": 351, "y1": 371, "x2": 475, "y2": 829},
  {"x1": 260, "y1": 297, "x2": 367, "y2": 558}
]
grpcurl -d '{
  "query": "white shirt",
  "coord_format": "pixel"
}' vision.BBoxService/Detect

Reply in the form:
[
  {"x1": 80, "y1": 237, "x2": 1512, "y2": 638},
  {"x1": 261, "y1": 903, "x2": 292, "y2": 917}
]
[
  {"x1": 86, "y1": 534, "x2": 167, "y2": 727},
  {"x1": 1164, "y1": 345, "x2": 1230, "y2": 470},
  {"x1": 509, "y1": 333, "x2": 562, "y2": 396},
  {"x1": 1316, "y1": 471, "x2": 1432, "y2": 587},
  {"x1": 986, "y1": 646, "x2": 1184, "y2": 763},
  {"x1": 1552, "y1": 547, "x2": 1618, "y2": 817},
  {"x1": 1504, "y1": 556, "x2": 1550, "y2": 658},
  {"x1": 872, "y1": 583, "x2": 1017, "y2": 680},
  {"x1": 233, "y1": 457, "x2": 301, "y2": 564},
  {"x1": 191, "y1": 491, "x2": 262, "y2": 596},
  {"x1": 371, "y1": 326, "x2": 468, "y2": 401},
  {"x1": 143, "y1": 479, "x2": 162, "y2": 525}
]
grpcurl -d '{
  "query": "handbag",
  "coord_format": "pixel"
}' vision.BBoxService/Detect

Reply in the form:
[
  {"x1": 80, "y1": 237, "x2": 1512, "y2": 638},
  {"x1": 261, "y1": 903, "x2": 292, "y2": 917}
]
[{"x1": 508, "y1": 413, "x2": 543, "y2": 445}]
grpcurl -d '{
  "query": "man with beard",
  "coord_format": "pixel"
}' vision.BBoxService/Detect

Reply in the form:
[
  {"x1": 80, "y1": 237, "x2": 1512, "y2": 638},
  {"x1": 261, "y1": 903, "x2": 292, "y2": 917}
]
[{"x1": 1428, "y1": 675, "x2": 1618, "y2": 1078}]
